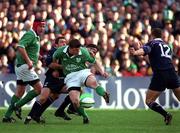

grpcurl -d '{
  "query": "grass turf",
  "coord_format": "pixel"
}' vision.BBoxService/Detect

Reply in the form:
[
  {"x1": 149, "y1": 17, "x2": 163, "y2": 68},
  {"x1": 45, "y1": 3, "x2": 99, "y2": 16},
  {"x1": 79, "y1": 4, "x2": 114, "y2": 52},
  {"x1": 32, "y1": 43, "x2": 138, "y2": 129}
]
[{"x1": 0, "y1": 108, "x2": 180, "y2": 133}]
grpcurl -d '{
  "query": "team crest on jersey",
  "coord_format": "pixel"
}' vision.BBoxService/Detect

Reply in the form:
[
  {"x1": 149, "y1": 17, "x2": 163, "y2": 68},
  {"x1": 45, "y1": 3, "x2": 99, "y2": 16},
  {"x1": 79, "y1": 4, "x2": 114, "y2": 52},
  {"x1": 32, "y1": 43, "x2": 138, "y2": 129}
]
[{"x1": 76, "y1": 58, "x2": 81, "y2": 63}]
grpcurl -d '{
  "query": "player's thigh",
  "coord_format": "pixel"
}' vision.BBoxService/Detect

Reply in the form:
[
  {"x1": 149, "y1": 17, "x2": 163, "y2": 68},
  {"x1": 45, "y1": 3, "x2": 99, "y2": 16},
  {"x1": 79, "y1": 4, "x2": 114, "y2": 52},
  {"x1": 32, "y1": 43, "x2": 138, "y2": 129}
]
[
  {"x1": 32, "y1": 80, "x2": 43, "y2": 93},
  {"x1": 59, "y1": 85, "x2": 68, "y2": 93},
  {"x1": 69, "y1": 90, "x2": 80, "y2": 104},
  {"x1": 146, "y1": 89, "x2": 161, "y2": 104},
  {"x1": 39, "y1": 87, "x2": 51, "y2": 103},
  {"x1": 85, "y1": 75, "x2": 98, "y2": 89},
  {"x1": 172, "y1": 87, "x2": 180, "y2": 101}
]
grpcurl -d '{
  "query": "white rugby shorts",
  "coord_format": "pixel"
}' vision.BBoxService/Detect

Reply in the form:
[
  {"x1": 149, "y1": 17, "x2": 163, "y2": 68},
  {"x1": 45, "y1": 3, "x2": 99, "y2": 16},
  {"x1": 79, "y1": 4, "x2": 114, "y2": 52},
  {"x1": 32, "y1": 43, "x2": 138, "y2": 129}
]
[
  {"x1": 15, "y1": 64, "x2": 39, "y2": 82},
  {"x1": 65, "y1": 69, "x2": 92, "y2": 89}
]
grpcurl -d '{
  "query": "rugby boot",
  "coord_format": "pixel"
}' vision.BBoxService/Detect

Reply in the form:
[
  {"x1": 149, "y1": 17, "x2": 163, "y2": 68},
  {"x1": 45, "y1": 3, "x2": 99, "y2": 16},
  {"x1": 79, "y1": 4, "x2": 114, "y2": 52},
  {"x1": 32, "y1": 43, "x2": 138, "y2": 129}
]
[
  {"x1": 83, "y1": 117, "x2": 89, "y2": 124},
  {"x1": 2, "y1": 117, "x2": 16, "y2": 123},
  {"x1": 55, "y1": 111, "x2": 71, "y2": 120},
  {"x1": 13, "y1": 104, "x2": 22, "y2": 120},
  {"x1": 164, "y1": 113, "x2": 172, "y2": 125},
  {"x1": 103, "y1": 92, "x2": 110, "y2": 103}
]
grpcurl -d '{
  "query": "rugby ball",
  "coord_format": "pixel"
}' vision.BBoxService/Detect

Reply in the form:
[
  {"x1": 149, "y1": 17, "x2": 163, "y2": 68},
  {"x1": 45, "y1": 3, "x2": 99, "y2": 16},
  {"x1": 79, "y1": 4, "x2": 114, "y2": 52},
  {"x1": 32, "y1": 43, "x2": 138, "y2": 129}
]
[{"x1": 80, "y1": 93, "x2": 95, "y2": 108}]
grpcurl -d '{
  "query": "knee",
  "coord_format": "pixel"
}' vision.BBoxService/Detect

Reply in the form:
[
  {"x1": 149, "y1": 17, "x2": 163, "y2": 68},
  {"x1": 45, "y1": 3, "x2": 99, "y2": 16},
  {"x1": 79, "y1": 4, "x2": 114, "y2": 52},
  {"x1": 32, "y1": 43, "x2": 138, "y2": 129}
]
[
  {"x1": 145, "y1": 98, "x2": 153, "y2": 106},
  {"x1": 34, "y1": 88, "x2": 41, "y2": 94},
  {"x1": 71, "y1": 98, "x2": 80, "y2": 108},
  {"x1": 33, "y1": 82, "x2": 43, "y2": 94},
  {"x1": 50, "y1": 95, "x2": 59, "y2": 100},
  {"x1": 86, "y1": 76, "x2": 98, "y2": 88},
  {"x1": 39, "y1": 96, "x2": 48, "y2": 104},
  {"x1": 88, "y1": 80, "x2": 98, "y2": 89},
  {"x1": 15, "y1": 91, "x2": 24, "y2": 98}
]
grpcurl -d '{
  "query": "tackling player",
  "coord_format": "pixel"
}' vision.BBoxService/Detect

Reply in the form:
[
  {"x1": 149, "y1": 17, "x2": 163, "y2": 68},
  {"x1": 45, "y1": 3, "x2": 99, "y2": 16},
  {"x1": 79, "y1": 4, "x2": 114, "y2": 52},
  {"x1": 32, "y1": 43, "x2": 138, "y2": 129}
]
[
  {"x1": 53, "y1": 39, "x2": 110, "y2": 124},
  {"x1": 24, "y1": 36, "x2": 72, "y2": 124}
]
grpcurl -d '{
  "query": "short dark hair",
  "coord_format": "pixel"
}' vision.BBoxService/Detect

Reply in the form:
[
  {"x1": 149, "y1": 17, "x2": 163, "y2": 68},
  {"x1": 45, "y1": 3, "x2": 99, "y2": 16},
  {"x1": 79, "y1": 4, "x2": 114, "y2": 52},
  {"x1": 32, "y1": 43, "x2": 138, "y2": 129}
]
[
  {"x1": 68, "y1": 39, "x2": 81, "y2": 48},
  {"x1": 55, "y1": 36, "x2": 65, "y2": 44},
  {"x1": 151, "y1": 28, "x2": 162, "y2": 38},
  {"x1": 86, "y1": 44, "x2": 99, "y2": 52}
]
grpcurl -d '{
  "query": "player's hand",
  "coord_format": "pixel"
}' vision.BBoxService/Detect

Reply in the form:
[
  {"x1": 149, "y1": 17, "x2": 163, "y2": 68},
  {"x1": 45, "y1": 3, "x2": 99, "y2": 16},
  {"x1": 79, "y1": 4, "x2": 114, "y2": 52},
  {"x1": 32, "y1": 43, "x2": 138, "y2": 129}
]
[
  {"x1": 27, "y1": 60, "x2": 33, "y2": 70},
  {"x1": 101, "y1": 71, "x2": 109, "y2": 78},
  {"x1": 133, "y1": 39, "x2": 142, "y2": 49}
]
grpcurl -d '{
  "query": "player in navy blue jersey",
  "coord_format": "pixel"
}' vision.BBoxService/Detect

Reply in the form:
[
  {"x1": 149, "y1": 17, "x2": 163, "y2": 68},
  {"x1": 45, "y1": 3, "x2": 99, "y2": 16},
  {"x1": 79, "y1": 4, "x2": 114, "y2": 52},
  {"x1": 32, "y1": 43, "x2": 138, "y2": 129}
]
[
  {"x1": 24, "y1": 36, "x2": 72, "y2": 124},
  {"x1": 130, "y1": 28, "x2": 180, "y2": 125}
]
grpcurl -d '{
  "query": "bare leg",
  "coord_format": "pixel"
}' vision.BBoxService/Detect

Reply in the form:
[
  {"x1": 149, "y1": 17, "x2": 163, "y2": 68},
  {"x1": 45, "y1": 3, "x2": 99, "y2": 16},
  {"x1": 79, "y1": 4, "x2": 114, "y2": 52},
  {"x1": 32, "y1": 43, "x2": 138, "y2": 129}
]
[
  {"x1": 146, "y1": 89, "x2": 172, "y2": 125},
  {"x1": 172, "y1": 87, "x2": 180, "y2": 101}
]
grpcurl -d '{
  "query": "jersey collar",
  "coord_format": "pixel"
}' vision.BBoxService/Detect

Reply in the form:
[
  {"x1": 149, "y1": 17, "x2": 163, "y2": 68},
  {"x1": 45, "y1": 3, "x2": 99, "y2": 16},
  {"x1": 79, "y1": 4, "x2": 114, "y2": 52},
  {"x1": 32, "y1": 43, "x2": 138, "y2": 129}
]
[
  {"x1": 154, "y1": 38, "x2": 163, "y2": 41},
  {"x1": 63, "y1": 46, "x2": 82, "y2": 57},
  {"x1": 31, "y1": 28, "x2": 40, "y2": 40}
]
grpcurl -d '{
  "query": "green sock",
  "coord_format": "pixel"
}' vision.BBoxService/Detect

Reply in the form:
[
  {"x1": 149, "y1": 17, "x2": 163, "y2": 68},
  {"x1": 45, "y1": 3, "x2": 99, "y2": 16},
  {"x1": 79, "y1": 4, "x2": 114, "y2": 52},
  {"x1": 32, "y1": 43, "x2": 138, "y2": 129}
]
[
  {"x1": 4, "y1": 95, "x2": 20, "y2": 118},
  {"x1": 96, "y1": 86, "x2": 105, "y2": 96},
  {"x1": 77, "y1": 107, "x2": 88, "y2": 118},
  {"x1": 15, "y1": 90, "x2": 38, "y2": 108}
]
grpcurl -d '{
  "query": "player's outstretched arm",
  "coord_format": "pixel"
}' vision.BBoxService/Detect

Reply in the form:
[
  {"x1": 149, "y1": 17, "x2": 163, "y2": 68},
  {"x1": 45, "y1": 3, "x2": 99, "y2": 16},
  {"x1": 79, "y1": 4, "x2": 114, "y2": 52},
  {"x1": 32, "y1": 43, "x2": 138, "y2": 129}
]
[
  {"x1": 129, "y1": 47, "x2": 145, "y2": 56},
  {"x1": 94, "y1": 61, "x2": 109, "y2": 78},
  {"x1": 50, "y1": 59, "x2": 63, "y2": 70}
]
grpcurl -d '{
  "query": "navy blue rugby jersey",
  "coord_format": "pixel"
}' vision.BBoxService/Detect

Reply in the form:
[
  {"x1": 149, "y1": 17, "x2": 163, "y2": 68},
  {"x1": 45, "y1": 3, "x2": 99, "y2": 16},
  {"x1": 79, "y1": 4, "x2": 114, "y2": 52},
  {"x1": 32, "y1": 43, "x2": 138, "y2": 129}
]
[
  {"x1": 142, "y1": 38, "x2": 174, "y2": 71},
  {"x1": 45, "y1": 47, "x2": 65, "y2": 78}
]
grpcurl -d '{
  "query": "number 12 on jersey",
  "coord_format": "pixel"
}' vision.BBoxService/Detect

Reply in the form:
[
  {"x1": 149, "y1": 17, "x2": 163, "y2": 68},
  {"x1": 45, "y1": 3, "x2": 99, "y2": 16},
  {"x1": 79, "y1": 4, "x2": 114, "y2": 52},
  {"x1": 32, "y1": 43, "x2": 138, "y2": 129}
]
[{"x1": 159, "y1": 43, "x2": 172, "y2": 59}]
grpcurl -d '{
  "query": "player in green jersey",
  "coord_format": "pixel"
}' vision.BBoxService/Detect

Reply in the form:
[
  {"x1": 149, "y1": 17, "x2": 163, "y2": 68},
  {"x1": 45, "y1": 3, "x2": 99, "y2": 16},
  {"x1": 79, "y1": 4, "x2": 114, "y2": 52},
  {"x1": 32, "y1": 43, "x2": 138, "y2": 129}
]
[
  {"x1": 2, "y1": 18, "x2": 46, "y2": 123},
  {"x1": 53, "y1": 39, "x2": 110, "y2": 124}
]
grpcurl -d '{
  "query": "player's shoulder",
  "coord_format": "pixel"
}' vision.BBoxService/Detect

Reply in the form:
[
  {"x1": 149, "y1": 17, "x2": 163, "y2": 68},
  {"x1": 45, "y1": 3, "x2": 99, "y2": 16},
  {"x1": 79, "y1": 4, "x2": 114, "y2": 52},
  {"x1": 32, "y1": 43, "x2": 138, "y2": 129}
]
[
  {"x1": 57, "y1": 45, "x2": 67, "y2": 52},
  {"x1": 145, "y1": 38, "x2": 163, "y2": 48},
  {"x1": 80, "y1": 46, "x2": 89, "y2": 53},
  {"x1": 23, "y1": 29, "x2": 36, "y2": 38},
  {"x1": 151, "y1": 38, "x2": 164, "y2": 44}
]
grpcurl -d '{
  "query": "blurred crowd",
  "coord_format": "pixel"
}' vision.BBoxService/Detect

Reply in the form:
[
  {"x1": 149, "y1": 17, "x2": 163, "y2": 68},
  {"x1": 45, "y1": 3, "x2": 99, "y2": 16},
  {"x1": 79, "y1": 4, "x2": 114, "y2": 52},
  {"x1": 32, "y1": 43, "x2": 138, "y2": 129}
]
[{"x1": 0, "y1": 0, "x2": 180, "y2": 77}]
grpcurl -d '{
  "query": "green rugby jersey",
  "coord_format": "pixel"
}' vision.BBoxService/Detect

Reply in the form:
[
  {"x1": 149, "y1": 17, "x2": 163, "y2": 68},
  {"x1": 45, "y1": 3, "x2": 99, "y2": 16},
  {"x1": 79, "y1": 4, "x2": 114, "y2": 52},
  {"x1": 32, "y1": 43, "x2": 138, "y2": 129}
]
[
  {"x1": 53, "y1": 46, "x2": 96, "y2": 75},
  {"x1": 16, "y1": 29, "x2": 40, "y2": 66}
]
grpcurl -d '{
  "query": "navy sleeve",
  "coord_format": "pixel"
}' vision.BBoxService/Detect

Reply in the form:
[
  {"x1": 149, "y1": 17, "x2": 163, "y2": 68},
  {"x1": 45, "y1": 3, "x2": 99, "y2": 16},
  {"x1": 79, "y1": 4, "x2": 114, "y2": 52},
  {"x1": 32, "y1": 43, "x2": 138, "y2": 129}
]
[
  {"x1": 142, "y1": 41, "x2": 152, "y2": 55},
  {"x1": 45, "y1": 48, "x2": 56, "y2": 66}
]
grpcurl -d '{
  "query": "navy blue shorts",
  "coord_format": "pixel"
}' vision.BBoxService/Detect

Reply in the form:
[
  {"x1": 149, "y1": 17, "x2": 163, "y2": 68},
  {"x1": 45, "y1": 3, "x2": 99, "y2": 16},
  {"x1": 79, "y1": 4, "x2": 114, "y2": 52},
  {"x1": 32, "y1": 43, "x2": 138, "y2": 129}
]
[
  {"x1": 149, "y1": 68, "x2": 180, "y2": 92},
  {"x1": 43, "y1": 77, "x2": 65, "y2": 94}
]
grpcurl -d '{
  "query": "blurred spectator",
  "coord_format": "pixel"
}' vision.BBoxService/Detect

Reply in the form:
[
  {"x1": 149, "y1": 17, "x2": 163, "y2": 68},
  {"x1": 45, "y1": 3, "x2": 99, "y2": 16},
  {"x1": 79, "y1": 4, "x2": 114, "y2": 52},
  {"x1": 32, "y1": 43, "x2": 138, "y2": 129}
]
[{"x1": 0, "y1": 0, "x2": 180, "y2": 76}]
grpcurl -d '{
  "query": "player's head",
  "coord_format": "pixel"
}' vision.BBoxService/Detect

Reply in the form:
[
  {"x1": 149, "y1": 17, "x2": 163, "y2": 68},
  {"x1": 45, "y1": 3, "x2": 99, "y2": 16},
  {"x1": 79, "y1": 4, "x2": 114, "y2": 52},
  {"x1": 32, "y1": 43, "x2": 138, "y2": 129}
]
[
  {"x1": 151, "y1": 28, "x2": 162, "y2": 39},
  {"x1": 54, "y1": 36, "x2": 66, "y2": 48},
  {"x1": 68, "y1": 39, "x2": 81, "y2": 55},
  {"x1": 86, "y1": 44, "x2": 99, "y2": 57},
  {"x1": 33, "y1": 18, "x2": 46, "y2": 35}
]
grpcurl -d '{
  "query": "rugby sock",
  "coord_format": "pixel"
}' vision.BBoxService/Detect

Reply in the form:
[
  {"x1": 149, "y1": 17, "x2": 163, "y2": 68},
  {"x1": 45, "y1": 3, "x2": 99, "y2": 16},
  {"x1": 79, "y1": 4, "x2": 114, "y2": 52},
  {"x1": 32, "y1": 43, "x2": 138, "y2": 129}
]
[
  {"x1": 4, "y1": 95, "x2": 20, "y2": 118},
  {"x1": 77, "y1": 107, "x2": 88, "y2": 118},
  {"x1": 147, "y1": 102, "x2": 168, "y2": 117},
  {"x1": 28, "y1": 101, "x2": 42, "y2": 117},
  {"x1": 56, "y1": 95, "x2": 71, "y2": 113},
  {"x1": 96, "y1": 86, "x2": 105, "y2": 96},
  {"x1": 38, "y1": 97, "x2": 54, "y2": 117},
  {"x1": 68, "y1": 103, "x2": 76, "y2": 112},
  {"x1": 15, "y1": 90, "x2": 38, "y2": 108}
]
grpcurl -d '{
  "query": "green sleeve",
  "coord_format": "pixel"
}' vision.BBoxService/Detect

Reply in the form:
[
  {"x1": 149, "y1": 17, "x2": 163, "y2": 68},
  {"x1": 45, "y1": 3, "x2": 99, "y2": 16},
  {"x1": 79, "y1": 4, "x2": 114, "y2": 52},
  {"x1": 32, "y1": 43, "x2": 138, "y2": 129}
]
[
  {"x1": 53, "y1": 47, "x2": 63, "y2": 60},
  {"x1": 82, "y1": 47, "x2": 96, "y2": 64},
  {"x1": 18, "y1": 32, "x2": 35, "y2": 48}
]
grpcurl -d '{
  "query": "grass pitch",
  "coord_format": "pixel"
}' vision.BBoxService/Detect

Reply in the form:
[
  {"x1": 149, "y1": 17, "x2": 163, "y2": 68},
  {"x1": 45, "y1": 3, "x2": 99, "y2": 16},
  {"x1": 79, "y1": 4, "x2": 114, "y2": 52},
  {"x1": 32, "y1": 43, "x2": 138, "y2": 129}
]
[{"x1": 0, "y1": 108, "x2": 180, "y2": 133}]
